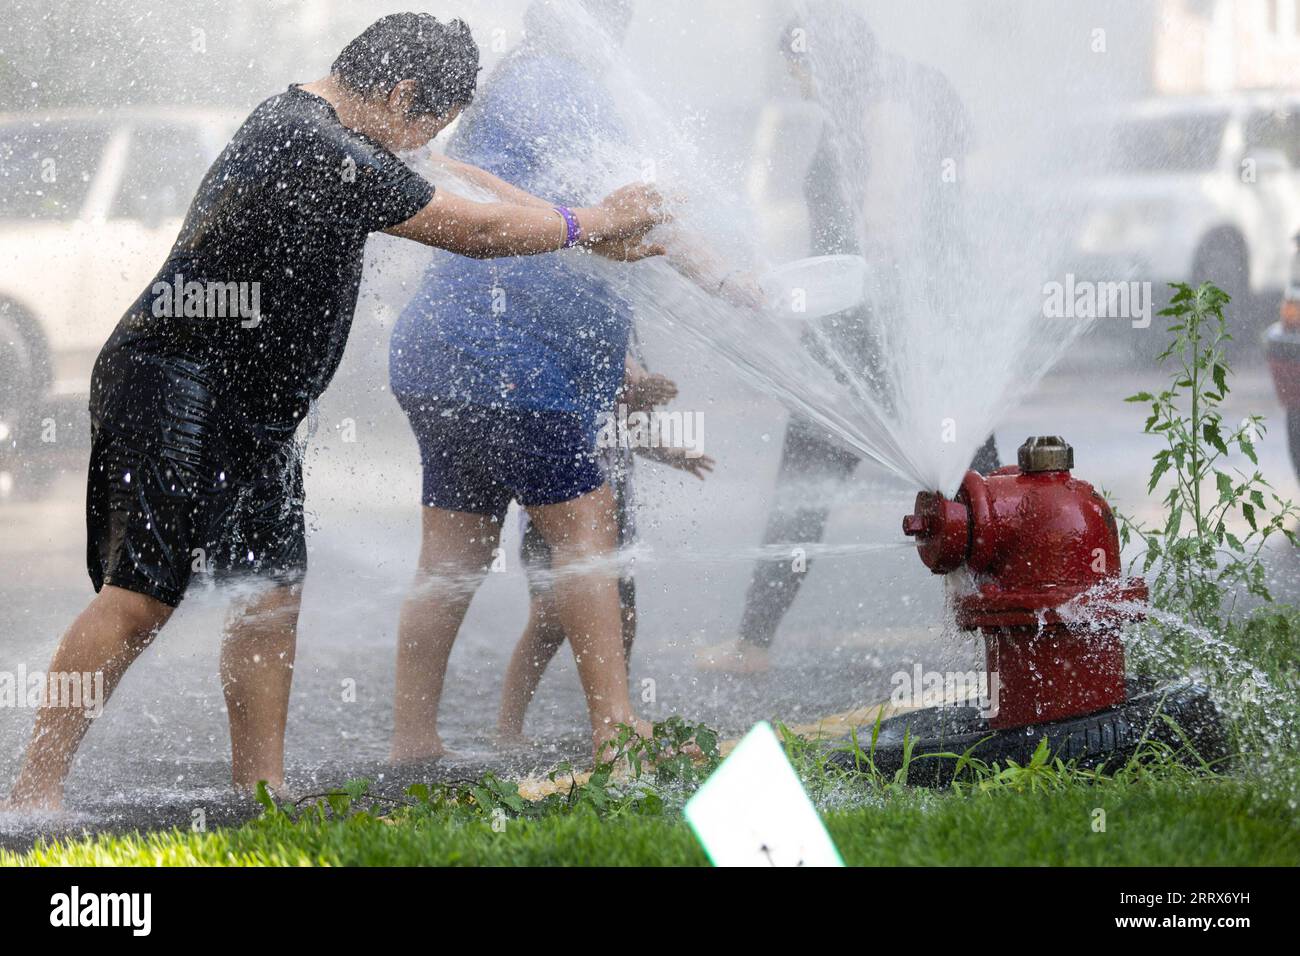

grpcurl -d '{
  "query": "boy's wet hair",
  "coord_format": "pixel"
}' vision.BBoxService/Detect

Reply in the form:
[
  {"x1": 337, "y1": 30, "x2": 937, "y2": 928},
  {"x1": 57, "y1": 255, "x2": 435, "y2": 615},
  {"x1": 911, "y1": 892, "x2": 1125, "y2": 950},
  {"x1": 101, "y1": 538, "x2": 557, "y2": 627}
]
[{"x1": 332, "y1": 13, "x2": 481, "y2": 117}]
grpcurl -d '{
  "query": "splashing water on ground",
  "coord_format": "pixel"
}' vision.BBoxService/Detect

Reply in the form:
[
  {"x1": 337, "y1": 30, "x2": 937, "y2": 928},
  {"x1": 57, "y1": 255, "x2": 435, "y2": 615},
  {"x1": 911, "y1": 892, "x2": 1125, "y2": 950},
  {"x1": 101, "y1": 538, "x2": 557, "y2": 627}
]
[{"x1": 1060, "y1": 592, "x2": 1297, "y2": 787}]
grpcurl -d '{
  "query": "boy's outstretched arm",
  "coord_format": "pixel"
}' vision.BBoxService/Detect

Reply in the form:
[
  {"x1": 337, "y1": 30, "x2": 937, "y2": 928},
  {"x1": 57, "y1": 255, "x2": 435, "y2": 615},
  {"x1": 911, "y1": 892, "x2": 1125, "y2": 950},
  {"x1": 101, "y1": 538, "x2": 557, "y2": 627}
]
[{"x1": 385, "y1": 182, "x2": 667, "y2": 259}]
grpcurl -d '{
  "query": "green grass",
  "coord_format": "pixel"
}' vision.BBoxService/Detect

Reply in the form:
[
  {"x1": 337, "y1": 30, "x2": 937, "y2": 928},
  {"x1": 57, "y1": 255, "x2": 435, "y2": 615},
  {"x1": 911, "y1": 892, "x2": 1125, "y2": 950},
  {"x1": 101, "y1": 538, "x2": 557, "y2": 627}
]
[{"x1": 5, "y1": 775, "x2": 1295, "y2": 867}]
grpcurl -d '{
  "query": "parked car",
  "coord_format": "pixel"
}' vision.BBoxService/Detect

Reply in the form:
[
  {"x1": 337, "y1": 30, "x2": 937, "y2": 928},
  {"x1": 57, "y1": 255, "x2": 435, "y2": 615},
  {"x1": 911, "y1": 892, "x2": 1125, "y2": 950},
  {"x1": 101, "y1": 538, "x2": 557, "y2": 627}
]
[
  {"x1": 1265, "y1": 234, "x2": 1300, "y2": 481},
  {"x1": 1068, "y1": 92, "x2": 1300, "y2": 350},
  {"x1": 0, "y1": 107, "x2": 237, "y2": 448}
]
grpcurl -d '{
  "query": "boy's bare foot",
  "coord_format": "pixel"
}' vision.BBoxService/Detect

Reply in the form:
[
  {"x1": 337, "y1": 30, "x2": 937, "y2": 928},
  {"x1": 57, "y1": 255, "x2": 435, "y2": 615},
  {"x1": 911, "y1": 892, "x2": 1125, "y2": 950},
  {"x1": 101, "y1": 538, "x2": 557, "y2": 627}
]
[
  {"x1": 593, "y1": 717, "x2": 649, "y2": 765},
  {"x1": 389, "y1": 734, "x2": 446, "y2": 765},
  {"x1": 389, "y1": 753, "x2": 449, "y2": 769},
  {"x1": 233, "y1": 768, "x2": 286, "y2": 795},
  {"x1": 494, "y1": 730, "x2": 529, "y2": 751},
  {"x1": 694, "y1": 640, "x2": 771, "y2": 675},
  {"x1": 592, "y1": 718, "x2": 702, "y2": 765},
  {"x1": 235, "y1": 779, "x2": 300, "y2": 805},
  {"x1": 0, "y1": 788, "x2": 63, "y2": 814}
]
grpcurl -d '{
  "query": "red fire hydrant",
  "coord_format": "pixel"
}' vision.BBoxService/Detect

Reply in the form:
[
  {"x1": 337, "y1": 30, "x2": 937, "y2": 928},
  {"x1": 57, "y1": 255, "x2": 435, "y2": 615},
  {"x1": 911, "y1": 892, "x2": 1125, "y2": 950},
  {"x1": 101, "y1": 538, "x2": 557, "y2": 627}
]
[{"x1": 903, "y1": 436, "x2": 1148, "y2": 729}]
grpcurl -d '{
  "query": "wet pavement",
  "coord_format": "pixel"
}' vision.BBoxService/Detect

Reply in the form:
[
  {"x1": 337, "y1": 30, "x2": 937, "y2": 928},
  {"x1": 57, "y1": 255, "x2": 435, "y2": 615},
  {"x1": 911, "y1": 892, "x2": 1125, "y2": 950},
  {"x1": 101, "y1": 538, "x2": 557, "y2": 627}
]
[{"x1": 2, "y1": 311, "x2": 1298, "y2": 850}]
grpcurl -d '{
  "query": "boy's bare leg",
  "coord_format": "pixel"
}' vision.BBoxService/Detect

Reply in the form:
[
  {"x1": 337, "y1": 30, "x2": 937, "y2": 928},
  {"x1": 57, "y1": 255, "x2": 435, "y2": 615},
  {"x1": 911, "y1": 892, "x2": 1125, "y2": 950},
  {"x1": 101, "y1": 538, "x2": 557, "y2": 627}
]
[
  {"x1": 390, "y1": 507, "x2": 499, "y2": 763},
  {"x1": 498, "y1": 576, "x2": 637, "y2": 742},
  {"x1": 497, "y1": 591, "x2": 566, "y2": 741},
  {"x1": 527, "y1": 485, "x2": 646, "y2": 761},
  {"x1": 220, "y1": 582, "x2": 302, "y2": 794},
  {"x1": 4, "y1": 586, "x2": 173, "y2": 812}
]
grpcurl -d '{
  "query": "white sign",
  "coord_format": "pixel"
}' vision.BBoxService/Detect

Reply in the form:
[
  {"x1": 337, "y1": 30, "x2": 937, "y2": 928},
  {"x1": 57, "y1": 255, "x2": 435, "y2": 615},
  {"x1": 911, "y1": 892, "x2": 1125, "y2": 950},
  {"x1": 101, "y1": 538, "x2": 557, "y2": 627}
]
[{"x1": 685, "y1": 722, "x2": 844, "y2": 867}]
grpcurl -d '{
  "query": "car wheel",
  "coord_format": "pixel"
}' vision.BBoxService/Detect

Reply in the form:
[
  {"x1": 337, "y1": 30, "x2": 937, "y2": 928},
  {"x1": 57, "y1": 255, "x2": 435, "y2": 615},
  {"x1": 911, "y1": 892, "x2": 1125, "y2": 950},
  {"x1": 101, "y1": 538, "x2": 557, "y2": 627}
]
[{"x1": 0, "y1": 304, "x2": 42, "y2": 455}]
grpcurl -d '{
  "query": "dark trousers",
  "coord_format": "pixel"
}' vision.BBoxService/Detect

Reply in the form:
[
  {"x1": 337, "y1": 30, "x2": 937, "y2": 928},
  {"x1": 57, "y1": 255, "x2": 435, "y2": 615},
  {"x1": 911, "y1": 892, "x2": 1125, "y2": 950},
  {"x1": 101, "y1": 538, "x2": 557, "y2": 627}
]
[{"x1": 737, "y1": 417, "x2": 999, "y2": 648}]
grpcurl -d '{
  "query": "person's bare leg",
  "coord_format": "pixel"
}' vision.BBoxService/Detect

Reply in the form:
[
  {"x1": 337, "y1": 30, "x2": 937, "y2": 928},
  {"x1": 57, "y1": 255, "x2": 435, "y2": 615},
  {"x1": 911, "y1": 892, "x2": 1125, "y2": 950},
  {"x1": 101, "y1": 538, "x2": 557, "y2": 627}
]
[
  {"x1": 527, "y1": 485, "x2": 645, "y2": 761},
  {"x1": 220, "y1": 582, "x2": 301, "y2": 794},
  {"x1": 3, "y1": 586, "x2": 173, "y2": 811},
  {"x1": 497, "y1": 591, "x2": 566, "y2": 741},
  {"x1": 390, "y1": 507, "x2": 499, "y2": 763},
  {"x1": 497, "y1": 575, "x2": 637, "y2": 742}
]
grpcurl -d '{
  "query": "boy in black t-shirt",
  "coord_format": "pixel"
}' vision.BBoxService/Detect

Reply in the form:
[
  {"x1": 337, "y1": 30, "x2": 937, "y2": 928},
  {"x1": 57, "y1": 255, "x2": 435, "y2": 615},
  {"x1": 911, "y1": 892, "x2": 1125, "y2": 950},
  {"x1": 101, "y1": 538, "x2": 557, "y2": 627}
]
[{"x1": 4, "y1": 12, "x2": 666, "y2": 811}]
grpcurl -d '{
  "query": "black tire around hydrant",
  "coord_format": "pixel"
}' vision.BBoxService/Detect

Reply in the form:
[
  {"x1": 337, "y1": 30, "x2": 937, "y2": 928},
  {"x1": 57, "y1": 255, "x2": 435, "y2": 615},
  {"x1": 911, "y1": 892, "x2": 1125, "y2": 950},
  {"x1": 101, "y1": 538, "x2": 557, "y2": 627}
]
[{"x1": 825, "y1": 679, "x2": 1228, "y2": 787}]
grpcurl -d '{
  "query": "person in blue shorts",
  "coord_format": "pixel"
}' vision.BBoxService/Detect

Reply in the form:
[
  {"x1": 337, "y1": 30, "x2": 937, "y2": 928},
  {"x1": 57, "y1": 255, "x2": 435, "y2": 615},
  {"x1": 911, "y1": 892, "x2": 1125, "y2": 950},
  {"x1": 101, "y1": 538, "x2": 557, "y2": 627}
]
[{"x1": 387, "y1": 0, "x2": 741, "y2": 762}]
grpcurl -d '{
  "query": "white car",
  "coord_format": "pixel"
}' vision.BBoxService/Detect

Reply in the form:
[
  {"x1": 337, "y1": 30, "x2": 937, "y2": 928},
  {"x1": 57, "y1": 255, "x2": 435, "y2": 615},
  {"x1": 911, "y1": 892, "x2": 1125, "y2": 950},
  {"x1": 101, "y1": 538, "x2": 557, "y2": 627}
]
[
  {"x1": 1068, "y1": 92, "x2": 1300, "y2": 332},
  {"x1": 0, "y1": 108, "x2": 237, "y2": 445}
]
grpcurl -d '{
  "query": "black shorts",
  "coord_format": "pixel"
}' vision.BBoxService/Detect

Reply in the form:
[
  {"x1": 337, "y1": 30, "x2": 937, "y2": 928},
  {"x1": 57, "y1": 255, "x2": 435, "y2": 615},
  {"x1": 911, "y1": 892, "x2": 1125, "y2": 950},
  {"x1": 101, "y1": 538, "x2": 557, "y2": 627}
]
[{"x1": 86, "y1": 353, "x2": 307, "y2": 608}]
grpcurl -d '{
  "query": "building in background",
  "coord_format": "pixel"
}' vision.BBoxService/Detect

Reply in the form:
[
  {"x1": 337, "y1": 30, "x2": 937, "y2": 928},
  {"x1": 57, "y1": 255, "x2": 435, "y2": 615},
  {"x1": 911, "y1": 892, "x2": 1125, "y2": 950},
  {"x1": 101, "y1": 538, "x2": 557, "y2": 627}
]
[{"x1": 1154, "y1": 0, "x2": 1300, "y2": 93}]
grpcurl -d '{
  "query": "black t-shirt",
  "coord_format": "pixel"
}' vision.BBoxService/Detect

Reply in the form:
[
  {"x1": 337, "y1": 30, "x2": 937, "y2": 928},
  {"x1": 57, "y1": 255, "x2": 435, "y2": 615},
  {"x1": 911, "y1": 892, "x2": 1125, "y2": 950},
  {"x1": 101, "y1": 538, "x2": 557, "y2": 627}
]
[{"x1": 95, "y1": 85, "x2": 433, "y2": 430}]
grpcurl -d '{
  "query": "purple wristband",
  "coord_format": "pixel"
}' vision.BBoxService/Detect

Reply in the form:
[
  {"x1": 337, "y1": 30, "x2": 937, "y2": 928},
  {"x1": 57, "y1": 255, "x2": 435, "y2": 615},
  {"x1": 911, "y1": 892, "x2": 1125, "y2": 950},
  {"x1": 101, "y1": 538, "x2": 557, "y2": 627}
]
[{"x1": 554, "y1": 206, "x2": 582, "y2": 248}]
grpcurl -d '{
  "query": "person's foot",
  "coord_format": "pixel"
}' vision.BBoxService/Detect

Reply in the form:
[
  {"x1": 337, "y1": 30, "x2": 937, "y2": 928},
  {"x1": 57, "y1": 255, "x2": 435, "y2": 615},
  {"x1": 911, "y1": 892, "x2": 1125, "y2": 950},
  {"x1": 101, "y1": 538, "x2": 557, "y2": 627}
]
[
  {"x1": 592, "y1": 717, "x2": 648, "y2": 765},
  {"x1": 235, "y1": 778, "x2": 299, "y2": 805},
  {"x1": 494, "y1": 729, "x2": 529, "y2": 752},
  {"x1": 389, "y1": 733, "x2": 446, "y2": 765},
  {"x1": 0, "y1": 788, "x2": 63, "y2": 814},
  {"x1": 592, "y1": 718, "x2": 702, "y2": 765},
  {"x1": 694, "y1": 640, "x2": 771, "y2": 674}
]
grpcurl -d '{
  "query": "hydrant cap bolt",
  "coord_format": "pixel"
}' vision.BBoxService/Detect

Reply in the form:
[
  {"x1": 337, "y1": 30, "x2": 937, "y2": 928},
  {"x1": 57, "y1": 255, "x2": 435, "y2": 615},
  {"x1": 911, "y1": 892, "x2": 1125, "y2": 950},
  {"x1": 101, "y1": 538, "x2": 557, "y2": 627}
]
[
  {"x1": 1017, "y1": 435, "x2": 1074, "y2": 473},
  {"x1": 902, "y1": 514, "x2": 927, "y2": 535}
]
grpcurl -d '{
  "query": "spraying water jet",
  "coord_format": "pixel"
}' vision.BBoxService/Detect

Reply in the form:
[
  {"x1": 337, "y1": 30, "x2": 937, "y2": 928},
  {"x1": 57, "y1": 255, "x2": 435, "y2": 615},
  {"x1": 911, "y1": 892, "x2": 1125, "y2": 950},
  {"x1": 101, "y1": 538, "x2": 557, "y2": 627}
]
[{"x1": 831, "y1": 437, "x2": 1228, "y2": 786}]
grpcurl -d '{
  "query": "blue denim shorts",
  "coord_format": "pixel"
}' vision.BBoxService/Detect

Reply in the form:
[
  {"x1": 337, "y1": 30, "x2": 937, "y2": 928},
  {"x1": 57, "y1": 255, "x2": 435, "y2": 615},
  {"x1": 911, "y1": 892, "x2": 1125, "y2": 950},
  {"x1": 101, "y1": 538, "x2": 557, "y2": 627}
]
[{"x1": 397, "y1": 396, "x2": 604, "y2": 520}]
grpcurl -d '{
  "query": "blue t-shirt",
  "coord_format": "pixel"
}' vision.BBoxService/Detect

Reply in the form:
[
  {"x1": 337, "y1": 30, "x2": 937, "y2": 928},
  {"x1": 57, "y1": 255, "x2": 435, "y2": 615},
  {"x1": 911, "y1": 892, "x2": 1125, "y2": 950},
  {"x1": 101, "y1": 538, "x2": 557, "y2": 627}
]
[{"x1": 389, "y1": 50, "x2": 631, "y2": 427}]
